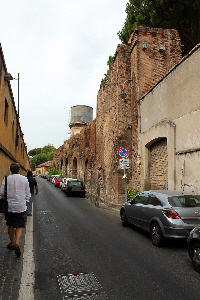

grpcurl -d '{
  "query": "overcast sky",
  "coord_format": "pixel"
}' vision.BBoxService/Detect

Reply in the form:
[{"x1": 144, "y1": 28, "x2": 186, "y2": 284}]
[{"x1": 0, "y1": 0, "x2": 127, "y2": 151}]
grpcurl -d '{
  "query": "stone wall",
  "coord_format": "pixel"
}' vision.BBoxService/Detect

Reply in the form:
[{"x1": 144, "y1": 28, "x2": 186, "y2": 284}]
[
  {"x1": 96, "y1": 26, "x2": 181, "y2": 203},
  {"x1": 96, "y1": 43, "x2": 132, "y2": 203},
  {"x1": 53, "y1": 26, "x2": 182, "y2": 204},
  {"x1": 54, "y1": 120, "x2": 96, "y2": 186}
]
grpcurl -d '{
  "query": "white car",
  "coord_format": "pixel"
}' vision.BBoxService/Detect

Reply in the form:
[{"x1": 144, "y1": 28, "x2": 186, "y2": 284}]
[
  {"x1": 59, "y1": 177, "x2": 67, "y2": 190},
  {"x1": 51, "y1": 175, "x2": 60, "y2": 185}
]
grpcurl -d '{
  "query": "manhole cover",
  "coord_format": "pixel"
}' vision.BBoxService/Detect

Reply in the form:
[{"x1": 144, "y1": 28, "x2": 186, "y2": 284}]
[
  {"x1": 57, "y1": 272, "x2": 107, "y2": 299},
  {"x1": 63, "y1": 293, "x2": 108, "y2": 299}
]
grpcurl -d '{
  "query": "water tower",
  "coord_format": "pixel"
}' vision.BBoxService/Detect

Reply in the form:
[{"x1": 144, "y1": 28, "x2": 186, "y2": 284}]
[{"x1": 69, "y1": 105, "x2": 93, "y2": 136}]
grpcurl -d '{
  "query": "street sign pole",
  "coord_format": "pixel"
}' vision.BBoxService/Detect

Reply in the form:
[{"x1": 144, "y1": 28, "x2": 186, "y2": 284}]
[
  {"x1": 118, "y1": 148, "x2": 130, "y2": 202},
  {"x1": 124, "y1": 168, "x2": 127, "y2": 202}
]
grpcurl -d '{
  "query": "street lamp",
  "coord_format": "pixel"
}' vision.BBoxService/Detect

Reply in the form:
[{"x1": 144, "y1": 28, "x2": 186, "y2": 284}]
[
  {"x1": 119, "y1": 79, "x2": 137, "y2": 99},
  {"x1": 4, "y1": 72, "x2": 20, "y2": 117},
  {"x1": 119, "y1": 91, "x2": 128, "y2": 99}
]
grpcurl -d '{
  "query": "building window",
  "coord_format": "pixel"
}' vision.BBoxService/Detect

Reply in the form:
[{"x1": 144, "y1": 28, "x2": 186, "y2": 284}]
[
  {"x1": 12, "y1": 120, "x2": 15, "y2": 140},
  {"x1": 4, "y1": 99, "x2": 9, "y2": 126}
]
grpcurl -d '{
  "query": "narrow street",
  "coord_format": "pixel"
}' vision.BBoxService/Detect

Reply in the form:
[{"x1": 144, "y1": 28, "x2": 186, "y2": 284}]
[{"x1": 34, "y1": 178, "x2": 200, "y2": 300}]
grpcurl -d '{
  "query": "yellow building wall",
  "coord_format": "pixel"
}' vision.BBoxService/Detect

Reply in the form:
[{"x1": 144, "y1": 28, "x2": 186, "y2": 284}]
[{"x1": 0, "y1": 44, "x2": 30, "y2": 183}]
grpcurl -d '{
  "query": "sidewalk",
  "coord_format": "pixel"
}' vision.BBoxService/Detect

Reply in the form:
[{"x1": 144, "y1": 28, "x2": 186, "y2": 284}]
[{"x1": 0, "y1": 214, "x2": 25, "y2": 300}]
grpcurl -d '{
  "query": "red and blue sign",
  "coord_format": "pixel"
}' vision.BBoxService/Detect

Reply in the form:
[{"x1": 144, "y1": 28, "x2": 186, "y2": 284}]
[{"x1": 117, "y1": 147, "x2": 129, "y2": 159}]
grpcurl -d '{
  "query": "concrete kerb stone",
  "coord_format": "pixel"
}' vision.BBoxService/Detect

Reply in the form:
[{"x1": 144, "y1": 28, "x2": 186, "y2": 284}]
[{"x1": 18, "y1": 210, "x2": 35, "y2": 300}]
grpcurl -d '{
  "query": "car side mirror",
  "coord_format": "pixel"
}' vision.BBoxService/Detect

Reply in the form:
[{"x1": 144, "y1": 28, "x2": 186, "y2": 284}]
[{"x1": 129, "y1": 198, "x2": 135, "y2": 205}]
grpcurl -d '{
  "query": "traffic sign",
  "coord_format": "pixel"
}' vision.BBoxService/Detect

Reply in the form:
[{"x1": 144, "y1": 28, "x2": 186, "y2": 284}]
[
  {"x1": 98, "y1": 166, "x2": 102, "y2": 179},
  {"x1": 117, "y1": 147, "x2": 129, "y2": 158},
  {"x1": 119, "y1": 158, "x2": 130, "y2": 169}
]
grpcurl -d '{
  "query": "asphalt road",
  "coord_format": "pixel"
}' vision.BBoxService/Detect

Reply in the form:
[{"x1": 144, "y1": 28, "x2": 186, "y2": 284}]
[{"x1": 33, "y1": 178, "x2": 200, "y2": 300}]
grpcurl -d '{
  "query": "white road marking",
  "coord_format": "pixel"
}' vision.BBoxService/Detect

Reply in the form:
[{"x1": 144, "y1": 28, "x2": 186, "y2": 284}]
[{"x1": 18, "y1": 210, "x2": 35, "y2": 300}]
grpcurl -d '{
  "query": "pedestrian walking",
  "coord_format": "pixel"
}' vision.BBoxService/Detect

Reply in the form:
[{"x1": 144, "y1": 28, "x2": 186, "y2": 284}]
[
  {"x1": 0, "y1": 163, "x2": 30, "y2": 257},
  {"x1": 26, "y1": 170, "x2": 38, "y2": 216}
]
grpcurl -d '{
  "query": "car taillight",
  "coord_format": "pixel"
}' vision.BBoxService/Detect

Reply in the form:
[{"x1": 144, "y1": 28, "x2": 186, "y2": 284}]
[{"x1": 163, "y1": 209, "x2": 181, "y2": 219}]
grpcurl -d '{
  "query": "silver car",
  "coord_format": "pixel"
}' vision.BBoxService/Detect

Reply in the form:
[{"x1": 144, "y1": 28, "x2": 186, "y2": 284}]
[{"x1": 120, "y1": 190, "x2": 200, "y2": 247}]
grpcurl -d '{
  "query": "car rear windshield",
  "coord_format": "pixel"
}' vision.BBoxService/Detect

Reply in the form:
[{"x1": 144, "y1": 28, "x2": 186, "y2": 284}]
[
  {"x1": 169, "y1": 196, "x2": 200, "y2": 207},
  {"x1": 57, "y1": 178, "x2": 64, "y2": 181},
  {"x1": 69, "y1": 181, "x2": 82, "y2": 186}
]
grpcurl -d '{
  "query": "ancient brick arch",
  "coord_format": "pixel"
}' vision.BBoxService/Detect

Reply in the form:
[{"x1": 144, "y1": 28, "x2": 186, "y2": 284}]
[{"x1": 149, "y1": 138, "x2": 168, "y2": 190}]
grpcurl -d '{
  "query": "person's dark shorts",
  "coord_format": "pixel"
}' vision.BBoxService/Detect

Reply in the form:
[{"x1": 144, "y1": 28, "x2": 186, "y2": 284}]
[{"x1": 4, "y1": 212, "x2": 27, "y2": 228}]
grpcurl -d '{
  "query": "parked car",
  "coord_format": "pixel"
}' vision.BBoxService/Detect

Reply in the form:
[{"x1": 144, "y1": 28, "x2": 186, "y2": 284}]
[
  {"x1": 61, "y1": 178, "x2": 78, "y2": 192},
  {"x1": 54, "y1": 176, "x2": 65, "y2": 187},
  {"x1": 120, "y1": 190, "x2": 200, "y2": 247},
  {"x1": 51, "y1": 175, "x2": 60, "y2": 184},
  {"x1": 65, "y1": 180, "x2": 86, "y2": 197},
  {"x1": 187, "y1": 226, "x2": 200, "y2": 273},
  {"x1": 59, "y1": 177, "x2": 67, "y2": 189}
]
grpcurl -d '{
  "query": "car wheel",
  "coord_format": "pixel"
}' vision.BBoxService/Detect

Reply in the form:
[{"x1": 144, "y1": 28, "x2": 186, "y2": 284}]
[
  {"x1": 121, "y1": 210, "x2": 129, "y2": 227},
  {"x1": 82, "y1": 193, "x2": 85, "y2": 198},
  {"x1": 191, "y1": 243, "x2": 200, "y2": 273},
  {"x1": 150, "y1": 222, "x2": 164, "y2": 247}
]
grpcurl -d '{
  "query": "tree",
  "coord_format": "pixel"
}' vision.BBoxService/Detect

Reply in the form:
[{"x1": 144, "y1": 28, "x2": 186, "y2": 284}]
[
  {"x1": 118, "y1": 0, "x2": 200, "y2": 55},
  {"x1": 28, "y1": 144, "x2": 57, "y2": 170},
  {"x1": 29, "y1": 153, "x2": 49, "y2": 170},
  {"x1": 48, "y1": 166, "x2": 62, "y2": 175},
  {"x1": 41, "y1": 144, "x2": 56, "y2": 154},
  {"x1": 28, "y1": 148, "x2": 42, "y2": 157}
]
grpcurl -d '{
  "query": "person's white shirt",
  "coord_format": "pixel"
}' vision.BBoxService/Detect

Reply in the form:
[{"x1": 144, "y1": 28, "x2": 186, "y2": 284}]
[{"x1": 0, "y1": 174, "x2": 30, "y2": 213}]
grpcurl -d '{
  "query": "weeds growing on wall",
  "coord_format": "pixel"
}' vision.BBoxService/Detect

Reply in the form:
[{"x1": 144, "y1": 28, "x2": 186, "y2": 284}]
[{"x1": 127, "y1": 188, "x2": 140, "y2": 200}]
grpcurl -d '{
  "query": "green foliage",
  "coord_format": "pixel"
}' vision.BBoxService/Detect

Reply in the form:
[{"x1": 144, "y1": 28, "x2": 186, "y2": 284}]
[
  {"x1": 41, "y1": 144, "x2": 57, "y2": 154},
  {"x1": 46, "y1": 152, "x2": 55, "y2": 161},
  {"x1": 127, "y1": 188, "x2": 140, "y2": 200},
  {"x1": 48, "y1": 166, "x2": 62, "y2": 175},
  {"x1": 28, "y1": 148, "x2": 42, "y2": 157},
  {"x1": 28, "y1": 144, "x2": 56, "y2": 156},
  {"x1": 107, "y1": 55, "x2": 115, "y2": 68},
  {"x1": 29, "y1": 153, "x2": 49, "y2": 170},
  {"x1": 101, "y1": 76, "x2": 107, "y2": 87},
  {"x1": 29, "y1": 144, "x2": 57, "y2": 170},
  {"x1": 118, "y1": 0, "x2": 200, "y2": 54}
]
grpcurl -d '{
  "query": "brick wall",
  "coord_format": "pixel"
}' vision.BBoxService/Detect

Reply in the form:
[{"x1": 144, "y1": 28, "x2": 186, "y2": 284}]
[
  {"x1": 52, "y1": 26, "x2": 182, "y2": 204},
  {"x1": 54, "y1": 120, "x2": 96, "y2": 186},
  {"x1": 129, "y1": 27, "x2": 181, "y2": 192},
  {"x1": 95, "y1": 27, "x2": 181, "y2": 203},
  {"x1": 149, "y1": 138, "x2": 168, "y2": 190},
  {"x1": 96, "y1": 43, "x2": 132, "y2": 203}
]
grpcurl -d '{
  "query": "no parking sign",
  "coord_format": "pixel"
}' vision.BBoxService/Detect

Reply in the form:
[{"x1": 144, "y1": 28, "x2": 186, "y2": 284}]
[{"x1": 117, "y1": 147, "x2": 129, "y2": 159}]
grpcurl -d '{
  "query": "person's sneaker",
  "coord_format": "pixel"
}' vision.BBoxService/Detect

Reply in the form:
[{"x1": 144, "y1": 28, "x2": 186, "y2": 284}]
[
  {"x1": 14, "y1": 244, "x2": 21, "y2": 257},
  {"x1": 7, "y1": 243, "x2": 15, "y2": 250}
]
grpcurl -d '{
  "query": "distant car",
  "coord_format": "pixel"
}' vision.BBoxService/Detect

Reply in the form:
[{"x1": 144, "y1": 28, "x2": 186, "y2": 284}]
[
  {"x1": 59, "y1": 177, "x2": 67, "y2": 189},
  {"x1": 187, "y1": 227, "x2": 200, "y2": 273},
  {"x1": 54, "y1": 177, "x2": 65, "y2": 187},
  {"x1": 120, "y1": 190, "x2": 200, "y2": 247},
  {"x1": 65, "y1": 180, "x2": 86, "y2": 197},
  {"x1": 51, "y1": 175, "x2": 60, "y2": 184}
]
